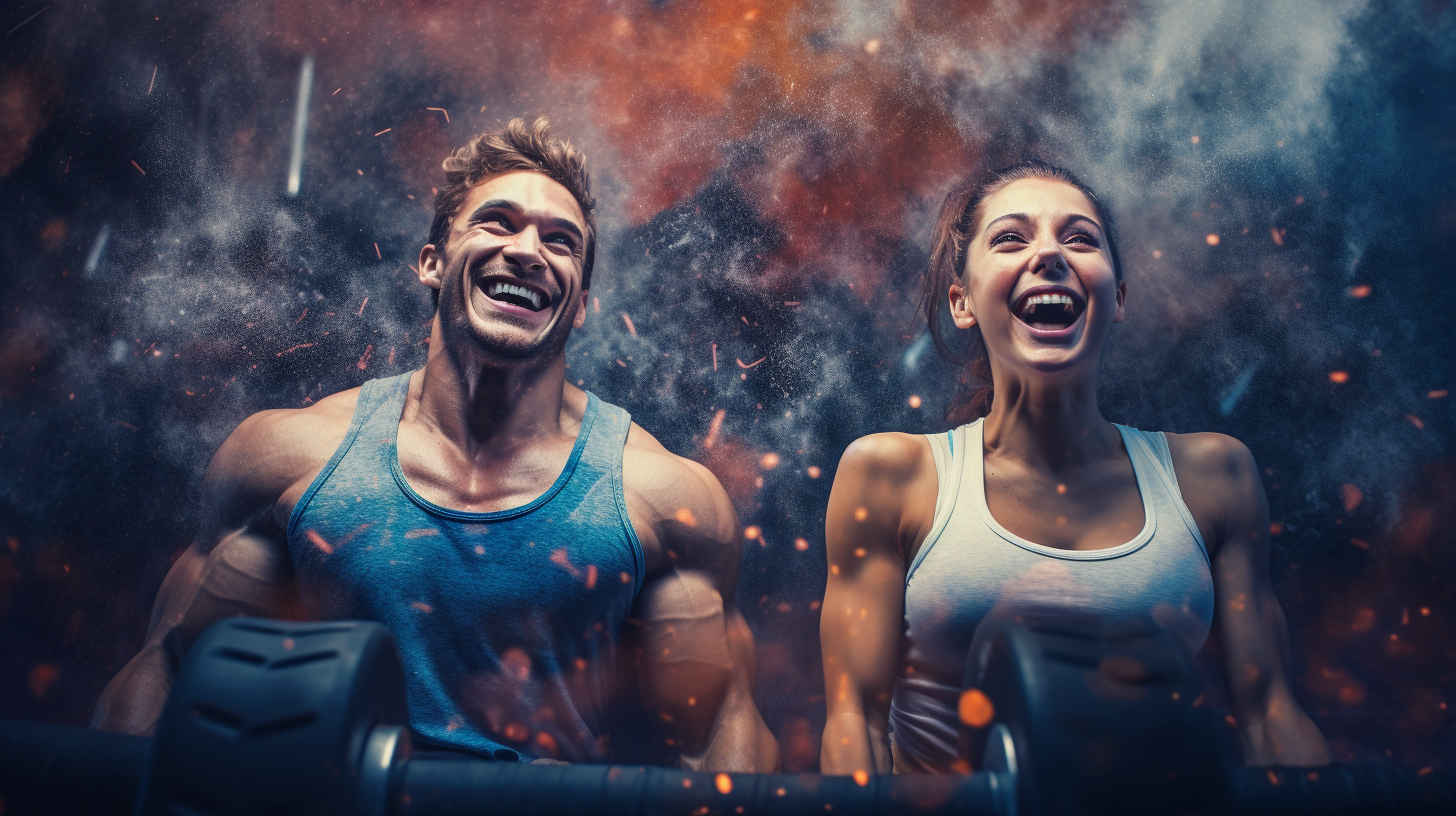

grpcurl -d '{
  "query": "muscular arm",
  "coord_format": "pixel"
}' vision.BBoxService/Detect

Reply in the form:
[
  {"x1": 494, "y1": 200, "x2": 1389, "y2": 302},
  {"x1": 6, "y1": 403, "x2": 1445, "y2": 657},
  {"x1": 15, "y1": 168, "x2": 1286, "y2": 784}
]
[
  {"x1": 628, "y1": 449, "x2": 779, "y2": 772},
  {"x1": 1169, "y1": 433, "x2": 1330, "y2": 767},
  {"x1": 820, "y1": 434, "x2": 935, "y2": 776},
  {"x1": 91, "y1": 407, "x2": 336, "y2": 734}
]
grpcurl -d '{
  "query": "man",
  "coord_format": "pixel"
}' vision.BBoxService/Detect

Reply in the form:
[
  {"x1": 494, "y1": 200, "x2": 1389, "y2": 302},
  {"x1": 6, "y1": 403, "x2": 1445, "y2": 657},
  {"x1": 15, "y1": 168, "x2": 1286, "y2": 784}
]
[{"x1": 93, "y1": 117, "x2": 780, "y2": 771}]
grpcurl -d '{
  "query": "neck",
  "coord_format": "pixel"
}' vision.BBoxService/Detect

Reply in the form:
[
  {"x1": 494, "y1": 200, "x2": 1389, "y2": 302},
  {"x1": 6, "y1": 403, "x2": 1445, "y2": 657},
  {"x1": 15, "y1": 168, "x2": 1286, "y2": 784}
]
[
  {"x1": 979, "y1": 367, "x2": 1119, "y2": 468},
  {"x1": 412, "y1": 316, "x2": 568, "y2": 456}
]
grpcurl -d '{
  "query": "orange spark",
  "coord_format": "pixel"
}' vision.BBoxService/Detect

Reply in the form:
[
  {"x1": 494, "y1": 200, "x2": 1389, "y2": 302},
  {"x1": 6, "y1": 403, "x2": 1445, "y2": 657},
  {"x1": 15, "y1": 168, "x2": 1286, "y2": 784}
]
[
  {"x1": 1341, "y1": 483, "x2": 1363, "y2": 513},
  {"x1": 744, "y1": 526, "x2": 762, "y2": 540},
  {"x1": 374, "y1": 242, "x2": 382, "y2": 259},
  {"x1": 1270, "y1": 522, "x2": 1284, "y2": 535},
  {"x1": 374, "y1": 128, "x2": 392, "y2": 136},
  {"x1": 703, "y1": 409, "x2": 726, "y2": 449},
  {"x1": 1270, "y1": 228, "x2": 1285, "y2": 246},
  {"x1": 676, "y1": 508, "x2": 698, "y2": 526},
  {"x1": 1351, "y1": 538, "x2": 1370, "y2": 549},
  {"x1": 550, "y1": 548, "x2": 582, "y2": 577},
  {"x1": 585, "y1": 564, "x2": 598, "y2": 589},
  {"x1": 760, "y1": 452, "x2": 780, "y2": 469},
  {"x1": 332, "y1": 88, "x2": 341, "y2": 95},
  {"x1": 356, "y1": 344, "x2": 373, "y2": 371},
  {"x1": 853, "y1": 507, "x2": 869, "y2": 522},
  {"x1": 357, "y1": 297, "x2": 369, "y2": 315},
  {"x1": 427, "y1": 106, "x2": 450, "y2": 123},
  {"x1": 1430, "y1": 390, "x2": 1448, "y2": 399},
  {"x1": 1348, "y1": 284, "x2": 1372, "y2": 298},
  {"x1": 306, "y1": 529, "x2": 334, "y2": 554},
  {"x1": 736, "y1": 356, "x2": 766, "y2": 369},
  {"x1": 806, "y1": 466, "x2": 822, "y2": 479},
  {"x1": 908, "y1": 395, "x2": 922, "y2": 409},
  {"x1": 1328, "y1": 371, "x2": 1349, "y2": 383},
  {"x1": 147, "y1": 66, "x2": 157, "y2": 94},
  {"x1": 130, "y1": 160, "x2": 145, "y2": 175},
  {"x1": 1406, "y1": 414, "x2": 1424, "y2": 429},
  {"x1": 411, "y1": 602, "x2": 434, "y2": 614},
  {"x1": 958, "y1": 688, "x2": 995, "y2": 727},
  {"x1": 711, "y1": 343, "x2": 718, "y2": 370},
  {"x1": 1205, "y1": 234, "x2": 1220, "y2": 246},
  {"x1": 715, "y1": 774, "x2": 733, "y2": 794},
  {"x1": 853, "y1": 769, "x2": 870, "y2": 786},
  {"x1": 794, "y1": 538, "x2": 809, "y2": 551},
  {"x1": 621, "y1": 312, "x2": 637, "y2": 337}
]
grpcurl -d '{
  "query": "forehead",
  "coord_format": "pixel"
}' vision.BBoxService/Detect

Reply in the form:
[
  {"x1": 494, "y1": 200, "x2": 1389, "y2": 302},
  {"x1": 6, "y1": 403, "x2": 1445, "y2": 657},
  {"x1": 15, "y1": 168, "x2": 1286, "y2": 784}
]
[
  {"x1": 978, "y1": 177, "x2": 1100, "y2": 230},
  {"x1": 455, "y1": 170, "x2": 585, "y2": 228}
]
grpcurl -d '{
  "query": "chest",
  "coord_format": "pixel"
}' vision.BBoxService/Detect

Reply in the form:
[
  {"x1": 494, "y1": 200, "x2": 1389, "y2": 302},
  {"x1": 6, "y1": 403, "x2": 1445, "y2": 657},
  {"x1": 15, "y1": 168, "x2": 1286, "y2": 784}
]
[
  {"x1": 395, "y1": 422, "x2": 579, "y2": 514},
  {"x1": 982, "y1": 456, "x2": 1146, "y2": 551}
]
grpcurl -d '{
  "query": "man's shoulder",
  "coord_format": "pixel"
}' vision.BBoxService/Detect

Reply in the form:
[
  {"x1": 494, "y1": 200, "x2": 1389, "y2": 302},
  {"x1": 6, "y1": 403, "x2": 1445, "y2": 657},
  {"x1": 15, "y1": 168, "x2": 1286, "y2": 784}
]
[
  {"x1": 207, "y1": 386, "x2": 366, "y2": 517},
  {"x1": 619, "y1": 420, "x2": 738, "y2": 544}
]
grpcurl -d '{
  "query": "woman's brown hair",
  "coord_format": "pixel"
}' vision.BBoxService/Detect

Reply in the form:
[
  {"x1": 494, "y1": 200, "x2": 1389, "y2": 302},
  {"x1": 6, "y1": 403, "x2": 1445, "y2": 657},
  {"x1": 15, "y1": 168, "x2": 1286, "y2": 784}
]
[{"x1": 921, "y1": 160, "x2": 1124, "y2": 425}]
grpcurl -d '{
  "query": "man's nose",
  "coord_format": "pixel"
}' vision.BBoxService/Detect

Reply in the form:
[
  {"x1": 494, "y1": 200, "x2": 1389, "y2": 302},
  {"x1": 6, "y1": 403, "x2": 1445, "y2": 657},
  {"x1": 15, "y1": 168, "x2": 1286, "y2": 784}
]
[{"x1": 502, "y1": 227, "x2": 547, "y2": 272}]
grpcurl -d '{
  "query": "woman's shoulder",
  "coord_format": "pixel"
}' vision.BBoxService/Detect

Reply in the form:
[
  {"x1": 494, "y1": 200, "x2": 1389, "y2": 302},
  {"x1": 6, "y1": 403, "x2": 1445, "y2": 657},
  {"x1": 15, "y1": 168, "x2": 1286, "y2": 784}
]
[
  {"x1": 837, "y1": 431, "x2": 936, "y2": 483},
  {"x1": 1161, "y1": 431, "x2": 1258, "y2": 480}
]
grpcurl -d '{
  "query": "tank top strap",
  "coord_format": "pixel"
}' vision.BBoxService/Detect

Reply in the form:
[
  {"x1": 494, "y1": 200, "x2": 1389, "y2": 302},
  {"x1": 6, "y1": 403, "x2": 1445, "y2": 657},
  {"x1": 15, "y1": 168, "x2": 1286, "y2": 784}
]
[
  {"x1": 287, "y1": 372, "x2": 412, "y2": 540},
  {"x1": 574, "y1": 394, "x2": 647, "y2": 588},
  {"x1": 907, "y1": 420, "x2": 978, "y2": 583},
  {"x1": 1115, "y1": 425, "x2": 1210, "y2": 567}
]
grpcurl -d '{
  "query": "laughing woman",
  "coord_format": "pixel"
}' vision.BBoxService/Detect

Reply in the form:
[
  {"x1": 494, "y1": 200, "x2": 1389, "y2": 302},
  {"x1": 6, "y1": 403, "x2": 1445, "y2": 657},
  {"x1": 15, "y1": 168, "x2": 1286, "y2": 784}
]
[{"x1": 819, "y1": 161, "x2": 1329, "y2": 775}]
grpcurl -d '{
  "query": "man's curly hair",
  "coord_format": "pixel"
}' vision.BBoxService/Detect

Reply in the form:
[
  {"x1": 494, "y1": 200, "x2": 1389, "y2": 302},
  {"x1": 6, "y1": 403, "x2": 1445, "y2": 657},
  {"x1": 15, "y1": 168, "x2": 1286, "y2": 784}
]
[{"x1": 428, "y1": 117, "x2": 598, "y2": 287}]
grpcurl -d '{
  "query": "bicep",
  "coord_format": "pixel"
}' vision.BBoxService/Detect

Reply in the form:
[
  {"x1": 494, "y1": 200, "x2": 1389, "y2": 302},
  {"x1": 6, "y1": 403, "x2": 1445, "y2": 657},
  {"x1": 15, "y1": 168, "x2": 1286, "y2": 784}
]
[{"x1": 632, "y1": 568, "x2": 736, "y2": 751}]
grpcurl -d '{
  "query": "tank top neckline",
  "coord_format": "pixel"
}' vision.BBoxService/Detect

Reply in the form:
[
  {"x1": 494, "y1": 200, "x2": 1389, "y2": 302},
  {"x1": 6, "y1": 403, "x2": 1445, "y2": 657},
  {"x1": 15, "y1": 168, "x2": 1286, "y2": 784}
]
[
  {"x1": 967, "y1": 418, "x2": 1157, "y2": 562},
  {"x1": 386, "y1": 376, "x2": 603, "y2": 523}
]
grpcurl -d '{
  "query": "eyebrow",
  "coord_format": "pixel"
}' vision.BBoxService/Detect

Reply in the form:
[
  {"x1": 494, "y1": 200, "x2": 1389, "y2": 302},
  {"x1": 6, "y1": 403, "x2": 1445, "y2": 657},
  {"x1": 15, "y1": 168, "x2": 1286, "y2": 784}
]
[
  {"x1": 982, "y1": 212, "x2": 1103, "y2": 237},
  {"x1": 466, "y1": 199, "x2": 585, "y2": 242}
]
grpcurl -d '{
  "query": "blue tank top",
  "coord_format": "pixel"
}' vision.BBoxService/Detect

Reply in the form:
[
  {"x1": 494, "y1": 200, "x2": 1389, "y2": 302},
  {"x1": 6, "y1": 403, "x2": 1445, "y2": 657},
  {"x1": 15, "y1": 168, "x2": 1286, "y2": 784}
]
[{"x1": 286, "y1": 372, "x2": 645, "y2": 763}]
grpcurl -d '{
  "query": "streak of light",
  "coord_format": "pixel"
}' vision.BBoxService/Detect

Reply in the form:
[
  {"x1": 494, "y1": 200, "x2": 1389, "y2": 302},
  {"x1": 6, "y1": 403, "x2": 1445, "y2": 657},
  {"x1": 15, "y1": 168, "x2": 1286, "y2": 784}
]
[
  {"x1": 737, "y1": 356, "x2": 765, "y2": 369},
  {"x1": 147, "y1": 65, "x2": 157, "y2": 94},
  {"x1": 621, "y1": 312, "x2": 637, "y2": 337},
  {"x1": 1270, "y1": 228, "x2": 1285, "y2": 246},
  {"x1": 286, "y1": 55, "x2": 315, "y2": 197},
  {"x1": 357, "y1": 296, "x2": 369, "y2": 316},
  {"x1": 375, "y1": 128, "x2": 392, "y2": 136},
  {"x1": 83, "y1": 223, "x2": 111, "y2": 277},
  {"x1": 277, "y1": 343, "x2": 315, "y2": 357},
  {"x1": 1429, "y1": 390, "x2": 1448, "y2": 399},
  {"x1": 1205, "y1": 233, "x2": 1220, "y2": 246},
  {"x1": 356, "y1": 345, "x2": 373, "y2": 370},
  {"x1": 703, "y1": 409, "x2": 726, "y2": 449},
  {"x1": 374, "y1": 242, "x2": 382, "y2": 259},
  {"x1": 1348, "y1": 284, "x2": 1372, "y2": 298},
  {"x1": 4, "y1": 6, "x2": 49, "y2": 37},
  {"x1": 1219, "y1": 361, "x2": 1261, "y2": 417},
  {"x1": 427, "y1": 107, "x2": 450, "y2": 123},
  {"x1": 711, "y1": 342, "x2": 718, "y2": 370},
  {"x1": 130, "y1": 160, "x2": 146, "y2": 175},
  {"x1": 900, "y1": 331, "x2": 931, "y2": 371},
  {"x1": 1328, "y1": 371, "x2": 1349, "y2": 383}
]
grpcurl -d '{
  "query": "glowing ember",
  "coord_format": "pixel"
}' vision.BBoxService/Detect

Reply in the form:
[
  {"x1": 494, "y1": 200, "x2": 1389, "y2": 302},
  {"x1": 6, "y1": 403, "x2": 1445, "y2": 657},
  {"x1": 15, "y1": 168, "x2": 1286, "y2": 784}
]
[
  {"x1": 853, "y1": 769, "x2": 870, "y2": 786},
  {"x1": 1348, "y1": 284, "x2": 1372, "y2": 298},
  {"x1": 907, "y1": 394, "x2": 922, "y2": 409},
  {"x1": 744, "y1": 525, "x2": 761, "y2": 540},
  {"x1": 1341, "y1": 483, "x2": 1363, "y2": 513},
  {"x1": 1429, "y1": 389, "x2": 1449, "y2": 399},
  {"x1": 305, "y1": 529, "x2": 334, "y2": 554},
  {"x1": 958, "y1": 688, "x2": 995, "y2": 727},
  {"x1": 621, "y1": 312, "x2": 637, "y2": 337},
  {"x1": 703, "y1": 408, "x2": 726, "y2": 449},
  {"x1": 806, "y1": 466, "x2": 821, "y2": 478},
  {"x1": 1205, "y1": 233, "x2": 1220, "y2": 246},
  {"x1": 1328, "y1": 371, "x2": 1349, "y2": 383},
  {"x1": 411, "y1": 602, "x2": 433, "y2": 614},
  {"x1": 794, "y1": 538, "x2": 809, "y2": 551},
  {"x1": 760, "y1": 452, "x2": 780, "y2": 469},
  {"x1": 853, "y1": 506, "x2": 868, "y2": 522},
  {"x1": 675, "y1": 507, "x2": 698, "y2": 526},
  {"x1": 716, "y1": 773, "x2": 733, "y2": 794}
]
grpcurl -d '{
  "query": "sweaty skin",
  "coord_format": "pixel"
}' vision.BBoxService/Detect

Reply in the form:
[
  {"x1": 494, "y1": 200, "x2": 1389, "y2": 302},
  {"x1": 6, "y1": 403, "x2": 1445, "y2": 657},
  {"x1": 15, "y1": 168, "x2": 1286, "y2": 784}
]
[
  {"x1": 819, "y1": 177, "x2": 1328, "y2": 775},
  {"x1": 94, "y1": 169, "x2": 779, "y2": 773}
]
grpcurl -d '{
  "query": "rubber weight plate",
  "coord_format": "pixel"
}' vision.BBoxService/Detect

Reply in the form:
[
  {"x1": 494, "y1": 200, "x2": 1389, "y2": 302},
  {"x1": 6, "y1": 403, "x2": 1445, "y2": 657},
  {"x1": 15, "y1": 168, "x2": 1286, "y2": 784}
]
[
  {"x1": 136, "y1": 618, "x2": 408, "y2": 816},
  {"x1": 961, "y1": 616, "x2": 1223, "y2": 816}
]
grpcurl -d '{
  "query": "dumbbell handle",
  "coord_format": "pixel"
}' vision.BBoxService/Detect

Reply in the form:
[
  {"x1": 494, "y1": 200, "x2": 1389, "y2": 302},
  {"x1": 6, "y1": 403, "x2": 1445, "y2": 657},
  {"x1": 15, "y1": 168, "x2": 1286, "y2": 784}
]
[{"x1": 2, "y1": 720, "x2": 1452, "y2": 816}]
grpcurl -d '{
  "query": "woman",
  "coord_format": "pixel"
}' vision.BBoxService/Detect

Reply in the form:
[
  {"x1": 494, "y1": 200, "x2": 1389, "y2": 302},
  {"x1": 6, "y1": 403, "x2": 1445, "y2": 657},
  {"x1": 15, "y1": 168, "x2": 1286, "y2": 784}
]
[{"x1": 819, "y1": 161, "x2": 1330, "y2": 775}]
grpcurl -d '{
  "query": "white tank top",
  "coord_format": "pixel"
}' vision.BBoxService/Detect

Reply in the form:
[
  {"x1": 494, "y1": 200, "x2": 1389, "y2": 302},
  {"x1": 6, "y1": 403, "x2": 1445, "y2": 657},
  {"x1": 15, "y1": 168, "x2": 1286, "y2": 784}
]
[{"x1": 887, "y1": 419, "x2": 1216, "y2": 773}]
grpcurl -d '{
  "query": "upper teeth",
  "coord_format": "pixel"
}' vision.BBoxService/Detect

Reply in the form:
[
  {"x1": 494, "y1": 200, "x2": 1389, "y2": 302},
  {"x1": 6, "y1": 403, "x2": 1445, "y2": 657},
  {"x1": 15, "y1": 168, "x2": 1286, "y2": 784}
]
[
  {"x1": 486, "y1": 282, "x2": 543, "y2": 310},
  {"x1": 1020, "y1": 293, "x2": 1074, "y2": 315}
]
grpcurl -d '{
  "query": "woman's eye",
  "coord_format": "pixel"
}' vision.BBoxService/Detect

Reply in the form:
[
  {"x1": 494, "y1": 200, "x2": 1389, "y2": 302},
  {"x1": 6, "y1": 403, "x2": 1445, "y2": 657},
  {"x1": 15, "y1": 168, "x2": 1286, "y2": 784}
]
[
  {"x1": 991, "y1": 231, "x2": 1025, "y2": 246},
  {"x1": 1066, "y1": 232, "x2": 1099, "y2": 246}
]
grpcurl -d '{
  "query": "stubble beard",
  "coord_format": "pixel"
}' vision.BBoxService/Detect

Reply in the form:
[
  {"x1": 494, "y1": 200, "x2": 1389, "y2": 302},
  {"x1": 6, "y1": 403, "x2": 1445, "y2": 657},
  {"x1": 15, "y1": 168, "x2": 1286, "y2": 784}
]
[{"x1": 437, "y1": 251, "x2": 576, "y2": 365}]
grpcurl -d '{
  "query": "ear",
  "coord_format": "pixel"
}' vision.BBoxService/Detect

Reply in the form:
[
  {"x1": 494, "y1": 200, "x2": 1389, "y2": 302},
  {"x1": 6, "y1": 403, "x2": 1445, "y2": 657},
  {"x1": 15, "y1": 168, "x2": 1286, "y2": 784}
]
[
  {"x1": 1113, "y1": 279, "x2": 1126, "y2": 323},
  {"x1": 573, "y1": 290, "x2": 588, "y2": 329},
  {"x1": 949, "y1": 282, "x2": 977, "y2": 329},
  {"x1": 418, "y1": 244, "x2": 444, "y2": 291}
]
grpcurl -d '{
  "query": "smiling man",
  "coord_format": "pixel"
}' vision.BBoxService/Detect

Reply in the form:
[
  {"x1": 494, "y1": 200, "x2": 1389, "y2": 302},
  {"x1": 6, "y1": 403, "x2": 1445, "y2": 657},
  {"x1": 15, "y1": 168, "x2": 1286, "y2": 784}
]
[{"x1": 93, "y1": 118, "x2": 779, "y2": 771}]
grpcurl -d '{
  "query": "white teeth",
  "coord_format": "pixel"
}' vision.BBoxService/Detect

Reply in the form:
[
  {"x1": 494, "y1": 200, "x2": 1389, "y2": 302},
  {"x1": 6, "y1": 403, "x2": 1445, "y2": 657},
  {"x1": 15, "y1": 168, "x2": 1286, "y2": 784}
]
[
  {"x1": 1019, "y1": 293, "x2": 1076, "y2": 316},
  {"x1": 485, "y1": 281, "x2": 543, "y2": 310}
]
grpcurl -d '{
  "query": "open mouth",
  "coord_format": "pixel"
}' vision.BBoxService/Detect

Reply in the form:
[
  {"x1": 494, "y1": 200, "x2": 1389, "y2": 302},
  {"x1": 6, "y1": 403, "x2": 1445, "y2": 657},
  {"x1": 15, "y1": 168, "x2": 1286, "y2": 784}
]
[
  {"x1": 1013, "y1": 289, "x2": 1086, "y2": 331},
  {"x1": 482, "y1": 280, "x2": 548, "y2": 312}
]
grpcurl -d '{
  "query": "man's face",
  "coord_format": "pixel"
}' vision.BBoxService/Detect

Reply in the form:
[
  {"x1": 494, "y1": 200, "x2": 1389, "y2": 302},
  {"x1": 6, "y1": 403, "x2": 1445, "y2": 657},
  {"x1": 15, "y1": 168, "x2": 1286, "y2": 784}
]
[{"x1": 419, "y1": 171, "x2": 589, "y2": 361}]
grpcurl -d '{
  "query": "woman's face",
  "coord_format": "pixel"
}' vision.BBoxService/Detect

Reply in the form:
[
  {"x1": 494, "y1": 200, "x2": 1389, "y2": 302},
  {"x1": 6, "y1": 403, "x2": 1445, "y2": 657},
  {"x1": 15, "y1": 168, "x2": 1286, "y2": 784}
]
[{"x1": 949, "y1": 176, "x2": 1124, "y2": 379}]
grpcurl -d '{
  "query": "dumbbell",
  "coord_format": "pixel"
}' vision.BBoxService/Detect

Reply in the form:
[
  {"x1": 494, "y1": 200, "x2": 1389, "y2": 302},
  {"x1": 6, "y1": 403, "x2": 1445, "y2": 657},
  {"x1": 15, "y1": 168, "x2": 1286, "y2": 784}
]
[{"x1": 1, "y1": 616, "x2": 1452, "y2": 815}]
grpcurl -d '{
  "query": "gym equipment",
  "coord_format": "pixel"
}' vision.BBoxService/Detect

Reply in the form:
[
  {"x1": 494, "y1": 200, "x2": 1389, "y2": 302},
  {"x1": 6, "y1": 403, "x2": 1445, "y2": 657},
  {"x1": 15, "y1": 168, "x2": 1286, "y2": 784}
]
[{"x1": 1, "y1": 616, "x2": 1451, "y2": 816}]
